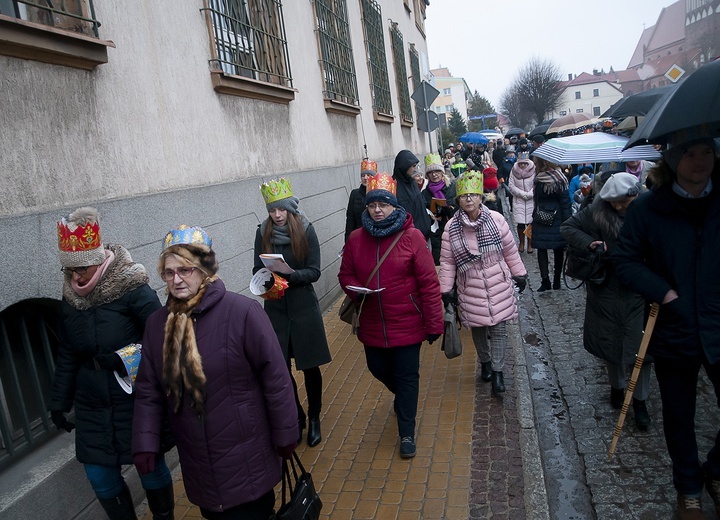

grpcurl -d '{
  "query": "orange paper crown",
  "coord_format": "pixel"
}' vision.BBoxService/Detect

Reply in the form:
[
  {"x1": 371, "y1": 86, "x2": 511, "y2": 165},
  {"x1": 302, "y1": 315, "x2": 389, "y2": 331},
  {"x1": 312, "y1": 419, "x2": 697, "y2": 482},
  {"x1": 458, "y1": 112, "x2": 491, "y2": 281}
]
[
  {"x1": 57, "y1": 221, "x2": 102, "y2": 253},
  {"x1": 360, "y1": 159, "x2": 378, "y2": 175},
  {"x1": 366, "y1": 172, "x2": 396, "y2": 196}
]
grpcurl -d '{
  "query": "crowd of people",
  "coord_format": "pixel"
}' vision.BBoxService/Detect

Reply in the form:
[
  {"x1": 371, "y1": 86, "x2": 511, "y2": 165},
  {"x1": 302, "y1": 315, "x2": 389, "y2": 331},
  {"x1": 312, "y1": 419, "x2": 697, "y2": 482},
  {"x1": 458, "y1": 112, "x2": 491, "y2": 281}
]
[{"x1": 48, "y1": 124, "x2": 720, "y2": 519}]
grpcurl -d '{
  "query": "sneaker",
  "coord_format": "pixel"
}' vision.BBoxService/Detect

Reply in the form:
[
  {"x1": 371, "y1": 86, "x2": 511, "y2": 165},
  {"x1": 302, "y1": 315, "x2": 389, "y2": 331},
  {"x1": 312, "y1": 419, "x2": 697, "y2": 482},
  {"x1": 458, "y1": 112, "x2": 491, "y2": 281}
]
[
  {"x1": 677, "y1": 494, "x2": 706, "y2": 520},
  {"x1": 632, "y1": 398, "x2": 651, "y2": 432},
  {"x1": 706, "y1": 474, "x2": 720, "y2": 516},
  {"x1": 400, "y1": 436, "x2": 416, "y2": 459}
]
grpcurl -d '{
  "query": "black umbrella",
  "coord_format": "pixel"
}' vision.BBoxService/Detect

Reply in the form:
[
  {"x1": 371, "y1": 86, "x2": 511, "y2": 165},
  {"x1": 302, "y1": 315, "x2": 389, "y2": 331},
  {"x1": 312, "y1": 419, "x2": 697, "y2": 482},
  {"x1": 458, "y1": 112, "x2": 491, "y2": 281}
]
[
  {"x1": 528, "y1": 124, "x2": 551, "y2": 137},
  {"x1": 505, "y1": 127, "x2": 526, "y2": 138},
  {"x1": 605, "y1": 84, "x2": 678, "y2": 119},
  {"x1": 626, "y1": 59, "x2": 720, "y2": 148}
]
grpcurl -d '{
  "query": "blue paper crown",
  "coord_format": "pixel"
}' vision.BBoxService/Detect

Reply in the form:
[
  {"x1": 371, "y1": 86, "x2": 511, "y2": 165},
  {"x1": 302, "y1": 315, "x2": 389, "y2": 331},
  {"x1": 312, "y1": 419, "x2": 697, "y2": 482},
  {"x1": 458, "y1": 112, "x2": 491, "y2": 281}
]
[{"x1": 163, "y1": 225, "x2": 212, "y2": 250}]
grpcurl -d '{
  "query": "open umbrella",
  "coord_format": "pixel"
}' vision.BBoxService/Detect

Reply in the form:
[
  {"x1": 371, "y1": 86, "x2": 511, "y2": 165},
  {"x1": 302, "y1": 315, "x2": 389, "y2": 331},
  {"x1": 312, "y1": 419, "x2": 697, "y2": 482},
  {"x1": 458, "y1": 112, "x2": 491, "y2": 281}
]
[
  {"x1": 604, "y1": 84, "x2": 677, "y2": 119},
  {"x1": 457, "y1": 132, "x2": 489, "y2": 144},
  {"x1": 546, "y1": 113, "x2": 597, "y2": 134},
  {"x1": 530, "y1": 132, "x2": 661, "y2": 165},
  {"x1": 625, "y1": 58, "x2": 720, "y2": 148},
  {"x1": 505, "y1": 127, "x2": 526, "y2": 138}
]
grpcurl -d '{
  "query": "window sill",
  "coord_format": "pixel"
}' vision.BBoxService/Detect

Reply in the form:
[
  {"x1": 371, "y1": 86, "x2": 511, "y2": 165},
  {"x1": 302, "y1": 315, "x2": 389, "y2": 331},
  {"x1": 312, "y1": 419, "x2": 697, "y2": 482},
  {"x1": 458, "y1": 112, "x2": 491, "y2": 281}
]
[
  {"x1": 373, "y1": 112, "x2": 394, "y2": 124},
  {"x1": 0, "y1": 14, "x2": 114, "y2": 70},
  {"x1": 210, "y1": 70, "x2": 296, "y2": 104},
  {"x1": 400, "y1": 118, "x2": 414, "y2": 128},
  {"x1": 324, "y1": 98, "x2": 360, "y2": 117}
]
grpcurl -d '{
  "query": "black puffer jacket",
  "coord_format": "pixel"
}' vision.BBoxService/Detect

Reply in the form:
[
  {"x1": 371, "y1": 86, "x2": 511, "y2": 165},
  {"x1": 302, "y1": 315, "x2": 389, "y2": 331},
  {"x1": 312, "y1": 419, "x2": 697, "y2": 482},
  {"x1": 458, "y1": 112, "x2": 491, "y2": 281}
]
[
  {"x1": 531, "y1": 170, "x2": 572, "y2": 250},
  {"x1": 344, "y1": 184, "x2": 367, "y2": 242},
  {"x1": 393, "y1": 150, "x2": 431, "y2": 239},
  {"x1": 50, "y1": 244, "x2": 161, "y2": 465}
]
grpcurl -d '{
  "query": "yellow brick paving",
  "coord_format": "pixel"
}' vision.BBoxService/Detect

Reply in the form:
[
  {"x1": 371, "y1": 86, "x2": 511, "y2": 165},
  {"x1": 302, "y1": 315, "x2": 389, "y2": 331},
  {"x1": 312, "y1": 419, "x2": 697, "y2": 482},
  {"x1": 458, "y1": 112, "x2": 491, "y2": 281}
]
[{"x1": 141, "y1": 298, "x2": 477, "y2": 519}]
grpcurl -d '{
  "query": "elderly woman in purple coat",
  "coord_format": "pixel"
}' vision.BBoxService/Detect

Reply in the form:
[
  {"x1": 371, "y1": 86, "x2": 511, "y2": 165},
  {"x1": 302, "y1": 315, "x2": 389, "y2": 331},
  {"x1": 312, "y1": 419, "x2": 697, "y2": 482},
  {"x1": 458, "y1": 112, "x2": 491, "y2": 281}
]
[{"x1": 132, "y1": 225, "x2": 298, "y2": 520}]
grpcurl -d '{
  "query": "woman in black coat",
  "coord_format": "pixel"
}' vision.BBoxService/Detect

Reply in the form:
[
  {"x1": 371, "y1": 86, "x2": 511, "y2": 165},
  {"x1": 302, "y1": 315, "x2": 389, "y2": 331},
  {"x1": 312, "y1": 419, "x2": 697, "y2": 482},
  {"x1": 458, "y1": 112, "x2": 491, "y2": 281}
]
[
  {"x1": 560, "y1": 173, "x2": 651, "y2": 430},
  {"x1": 254, "y1": 179, "x2": 332, "y2": 449},
  {"x1": 531, "y1": 157, "x2": 572, "y2": 291},
  {"x1": 344, "y1": 159, "x2": 377, "y2": 242},
  {"x1": 50, "y1": 207, "x2": 173, "y2": 520}
]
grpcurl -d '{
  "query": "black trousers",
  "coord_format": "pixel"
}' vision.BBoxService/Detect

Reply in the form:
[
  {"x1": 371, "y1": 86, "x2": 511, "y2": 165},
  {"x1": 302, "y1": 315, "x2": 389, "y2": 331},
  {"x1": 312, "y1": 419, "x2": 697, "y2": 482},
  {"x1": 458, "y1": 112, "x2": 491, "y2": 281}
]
[
  {"x1": 289, "y1": 366, "x2": 322, "y2": 420},
  {"x1": 537, "y1": 248, "x2": 564, "y2": 280},
  {"x1": 200, "y1": 489, "x2": 274, "y2": 519},
  {"x1": 654, "y1": 355, "x2": 720, "y2": 495},
  {"x1": 364, "y1": 344, "x2": 421, "y2": 438}
]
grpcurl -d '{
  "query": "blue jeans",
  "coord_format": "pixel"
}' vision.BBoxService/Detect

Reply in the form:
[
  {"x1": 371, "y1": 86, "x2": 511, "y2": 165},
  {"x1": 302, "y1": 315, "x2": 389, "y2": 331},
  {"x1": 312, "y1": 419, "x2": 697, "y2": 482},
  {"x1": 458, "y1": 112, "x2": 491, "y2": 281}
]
[{"x1": 84, "y1": 454, "x2": 171, "y2": 499}]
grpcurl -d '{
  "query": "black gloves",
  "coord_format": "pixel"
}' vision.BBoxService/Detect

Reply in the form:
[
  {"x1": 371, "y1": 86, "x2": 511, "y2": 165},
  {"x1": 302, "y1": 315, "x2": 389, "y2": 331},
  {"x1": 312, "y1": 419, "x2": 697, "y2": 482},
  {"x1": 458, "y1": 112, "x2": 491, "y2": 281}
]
[
  {"x1": 355, "y1": 293, "x2": 365, "y2": 305},
  {"x1": 427, "y1": 334, "x2": 441, "y2": 345},
  {"x1": 51, "y1": 411, "x2": 75, "y2": 433},
  {"x1": 441, "y1": 292, "x2": 457, "y2": 307},
  {"x1": 512, "y1": 275, "x2": 527, "y2": 293},
  {"x1": 94, "y1": 352, "x2": 125, "y2": 373}
]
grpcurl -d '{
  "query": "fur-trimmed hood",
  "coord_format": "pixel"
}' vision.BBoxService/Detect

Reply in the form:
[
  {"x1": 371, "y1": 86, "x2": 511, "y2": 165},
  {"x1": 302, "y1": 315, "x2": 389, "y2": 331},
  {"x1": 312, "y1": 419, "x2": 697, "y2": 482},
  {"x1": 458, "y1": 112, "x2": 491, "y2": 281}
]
[
  {"x1": 510, "y1": 159, "x2": 535, "y2": 180},
  {"x1": 63, "y1": 244, "x2": 150, "y2": 310},
  {"x1": 590, "y1": 196, "x2": 624, "y2": 240}
]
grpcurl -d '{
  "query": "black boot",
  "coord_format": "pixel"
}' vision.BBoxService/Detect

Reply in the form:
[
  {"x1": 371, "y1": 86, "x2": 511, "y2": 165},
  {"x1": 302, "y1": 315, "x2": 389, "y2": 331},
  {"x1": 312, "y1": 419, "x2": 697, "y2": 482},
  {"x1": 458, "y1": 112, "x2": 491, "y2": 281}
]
[
  {"x1": 537, "y1": 278, "x2": 551, "y2": 292},
  {"x1": 491, "y1": 371, "x2": 505, "y2": 394},
  {"x1": 297, "y1": 416, "x2": 306, "y2": 444},
  {"x1": 610, "y1": 387, "x2": 624, "y2": 410},
  {"x1": 146, "y1": 484, "x2": 174, "y2": 520},
  {"x1": 633, "y1": 398, "x2": 651, "y2": 432},
  {"x1": 98, "y1": 483, "x2": 138, "y2": 520},
  {"x1": 553, "y1": 271, "x2": 562, "y2": 290},
  {"x1": 307, "y1": 416, "x2": 322, "y2": 447},
  {"x1": 480, "y1": 362, "x2": 492, "y2": 382}
]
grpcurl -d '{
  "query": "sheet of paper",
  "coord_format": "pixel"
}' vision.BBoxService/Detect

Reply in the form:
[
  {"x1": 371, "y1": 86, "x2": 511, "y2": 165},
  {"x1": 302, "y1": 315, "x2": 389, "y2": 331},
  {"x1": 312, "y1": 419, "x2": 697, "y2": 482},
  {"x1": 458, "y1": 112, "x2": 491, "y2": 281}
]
[
  {"x1": 345, "y1": 285, "x2": 385, "y2": 294},
  {"x1": 259, "y1": 254, "x2": 295, "y2": 274}
]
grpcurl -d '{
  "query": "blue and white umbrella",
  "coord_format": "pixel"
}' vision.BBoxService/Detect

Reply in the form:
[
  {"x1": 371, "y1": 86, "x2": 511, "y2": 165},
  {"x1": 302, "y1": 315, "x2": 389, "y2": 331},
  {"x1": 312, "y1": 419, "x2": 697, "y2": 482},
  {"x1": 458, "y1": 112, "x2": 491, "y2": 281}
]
[{"x1": 531, "y1": 132, "x2": 661, "y2": 165}]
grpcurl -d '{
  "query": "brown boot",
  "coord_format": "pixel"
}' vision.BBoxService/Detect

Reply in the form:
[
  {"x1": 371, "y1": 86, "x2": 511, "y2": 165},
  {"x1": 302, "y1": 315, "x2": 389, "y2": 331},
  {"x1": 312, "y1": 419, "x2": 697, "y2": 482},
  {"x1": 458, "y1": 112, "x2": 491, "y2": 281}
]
[{"x1": 677, "y1": 494, "x2": 706, "y2": 520}]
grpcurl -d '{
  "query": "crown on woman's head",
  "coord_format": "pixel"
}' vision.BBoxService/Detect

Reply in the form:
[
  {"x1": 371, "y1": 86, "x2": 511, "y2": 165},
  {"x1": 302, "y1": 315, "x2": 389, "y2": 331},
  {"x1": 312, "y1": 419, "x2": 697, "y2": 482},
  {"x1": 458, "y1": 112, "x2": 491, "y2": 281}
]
[
  {"x1": 361, "y1": 159, "x2": 378, "y2": 174},
  {"x1": 260, "y1": 178, "x2": 294, "y2": 204},
  {"x1": 366, "y1": 172, "x2": 396, "y2": 196},
  {"x1": 163, "y1": 225, "x2": 212, "y2": 250},
  {"x1": 455, "y1": 172, "x2": 484, "y2": 197}
]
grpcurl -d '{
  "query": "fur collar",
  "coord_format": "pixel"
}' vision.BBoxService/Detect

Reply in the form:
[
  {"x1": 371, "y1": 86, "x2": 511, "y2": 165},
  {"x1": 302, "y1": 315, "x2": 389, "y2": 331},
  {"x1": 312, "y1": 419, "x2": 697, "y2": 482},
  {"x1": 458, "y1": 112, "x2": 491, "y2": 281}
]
[
  {"x1": 590, "y1": 197, "x2": 624, "y2": 240},
  {"x1": 63, "y1": 244, "x2": 150, "y2": 310}
]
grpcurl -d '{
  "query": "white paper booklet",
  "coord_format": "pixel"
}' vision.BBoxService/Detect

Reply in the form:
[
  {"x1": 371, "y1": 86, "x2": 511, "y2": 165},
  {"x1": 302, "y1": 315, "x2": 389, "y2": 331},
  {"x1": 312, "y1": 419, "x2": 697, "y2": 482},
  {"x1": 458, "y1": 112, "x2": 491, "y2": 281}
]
[
  {"x1": 345, "y1": 285, "x2": 385, "y2": 294},
  {"x1": 259, "y1": 254, "x2": 295, "y2": 274}
]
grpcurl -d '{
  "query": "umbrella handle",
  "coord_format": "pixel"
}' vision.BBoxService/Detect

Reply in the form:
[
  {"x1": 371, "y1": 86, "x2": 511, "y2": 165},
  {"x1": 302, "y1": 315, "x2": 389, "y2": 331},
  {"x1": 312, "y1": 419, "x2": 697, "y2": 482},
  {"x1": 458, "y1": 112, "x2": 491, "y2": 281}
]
[{"x1": 608, "y1": 303, "x2": 660, "y2": 459}]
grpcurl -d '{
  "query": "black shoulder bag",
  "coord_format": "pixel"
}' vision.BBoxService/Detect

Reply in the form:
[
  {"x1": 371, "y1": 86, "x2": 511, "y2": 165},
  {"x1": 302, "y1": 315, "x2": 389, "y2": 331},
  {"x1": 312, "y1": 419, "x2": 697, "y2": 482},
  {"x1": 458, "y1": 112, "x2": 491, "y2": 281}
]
[{"x1": 563, "y1": 242, "x2": 606, "y2": 289}]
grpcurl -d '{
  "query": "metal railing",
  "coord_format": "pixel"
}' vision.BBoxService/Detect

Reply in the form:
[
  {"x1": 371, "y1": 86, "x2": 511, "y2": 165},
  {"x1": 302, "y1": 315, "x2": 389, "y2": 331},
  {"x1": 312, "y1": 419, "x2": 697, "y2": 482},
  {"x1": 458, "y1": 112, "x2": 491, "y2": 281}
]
[
  {"x1": 0, "y1": 0, "x2": 101, "y2": 38},
  {"x1": 390, "y1": 23, "x2": 413, "y2": 123},
  {"x1": 361, "y1": 0, "x2": 392, "y2": 115},
  {"x1": 0, "y1": 299, "x2": 62, "y2": 470},
  {"x1": 313, "y1": 0, "x2": 359, "y2": 106},
  {"x1": 202, "y1": 0, "x2": 293, "y2": 88},
  {"x1": 409, "y1": 44, "x2": 420, "y2": 95}
]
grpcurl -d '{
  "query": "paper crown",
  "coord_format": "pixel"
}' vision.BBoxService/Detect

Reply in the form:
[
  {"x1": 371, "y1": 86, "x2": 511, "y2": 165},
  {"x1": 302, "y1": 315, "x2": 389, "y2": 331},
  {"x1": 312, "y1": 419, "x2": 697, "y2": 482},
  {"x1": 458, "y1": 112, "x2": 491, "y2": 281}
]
[
  {"x1": 163, "y1": 225, "x2": 212, "y2": 251},
  {"x1": 360, "y1": 159, "x2": 378, "y2": 175},
  {"x1": 424, "y1": 153, "x2": 444, "y2": 173},
  {"x1": 57, "y1": 207, "x2": 105, "y2": 268},
  {"x1": 260, "y1": 178, "x2": 294, "y2": 204},
  {"x1": 366, "y1": 172, "x2": 396, "y2": 196},
  {"x1": 250, "y1": 268, "x2": 289, "y2": 300},
  {"x1": 112, "y1": 343, "x2": 142, "y2": 394},
  {"x1": 456, "y1": 172, "x2": 484, "y2": 197}
]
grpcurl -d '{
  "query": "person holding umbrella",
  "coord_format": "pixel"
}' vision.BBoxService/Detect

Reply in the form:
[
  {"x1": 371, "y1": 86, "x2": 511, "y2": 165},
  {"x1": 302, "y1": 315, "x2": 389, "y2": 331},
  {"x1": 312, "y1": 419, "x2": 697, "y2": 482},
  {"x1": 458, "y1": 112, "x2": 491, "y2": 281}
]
[{"x1": 614, "y1": 127, "x2": 720, "y2": 519}]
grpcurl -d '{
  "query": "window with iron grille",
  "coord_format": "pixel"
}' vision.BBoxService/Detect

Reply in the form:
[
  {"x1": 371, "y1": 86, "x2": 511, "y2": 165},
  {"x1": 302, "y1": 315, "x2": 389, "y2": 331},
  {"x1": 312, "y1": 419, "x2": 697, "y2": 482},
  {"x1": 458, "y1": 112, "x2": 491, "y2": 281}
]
[
  {"x1": 390, "y1": 23, "x2": 413, "y2": 125},
  {"x1": 409, "y1": 44, "x2": 421, "y2": 95},
  {"x1": 361, "y1": 0, "x2": 392, "y2": 118},
  {"x1": 313, "y1": 0, "x2": 359, "y2": 111},
  {"x1": 202, "y1": 0, "x2": 294, "y2": 103},
  {"x1": 413, "y1": 0, "x2": 427, "y2": 36},
  {"x1": 0, "y1": 0, "x2": 100, "y2": 37}
]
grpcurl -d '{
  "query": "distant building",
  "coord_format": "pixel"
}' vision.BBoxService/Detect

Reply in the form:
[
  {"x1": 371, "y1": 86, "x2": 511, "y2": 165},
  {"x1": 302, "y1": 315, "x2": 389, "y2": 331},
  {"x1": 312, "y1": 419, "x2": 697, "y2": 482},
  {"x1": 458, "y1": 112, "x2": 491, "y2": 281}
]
[
  {"x1": 551, "y1": 73, "x2": 624, "y2": 119},
  {"x1": 429, "y1": 67, "x2": 471, "y2": 127}
]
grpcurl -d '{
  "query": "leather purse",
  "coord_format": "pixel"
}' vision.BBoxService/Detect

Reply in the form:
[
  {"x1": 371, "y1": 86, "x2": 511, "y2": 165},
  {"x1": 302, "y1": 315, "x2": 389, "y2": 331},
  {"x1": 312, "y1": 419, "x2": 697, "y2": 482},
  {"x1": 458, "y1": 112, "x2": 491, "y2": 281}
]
[
  {"x1": 533, "y1": 207, "x2": 557, "y2": 226},
  {"x1": 273, "y1": 452, "x2": 322, "y2": 520},
  {"x1": 563, "y1": 243, "x2": 606, "y2": 289}
]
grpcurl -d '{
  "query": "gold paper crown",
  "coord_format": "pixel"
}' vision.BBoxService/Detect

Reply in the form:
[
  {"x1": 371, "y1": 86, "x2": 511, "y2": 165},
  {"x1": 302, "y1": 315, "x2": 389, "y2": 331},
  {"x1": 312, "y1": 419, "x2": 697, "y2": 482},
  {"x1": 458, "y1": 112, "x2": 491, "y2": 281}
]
[
  {"x1": 260, "y1": 178, "x2": 294, "y2": 204},
  {"x1": 366, "y1": 172, "x2": 396, "y2": 196},
  {"x1": 424, "y1": 153, "x2": 442, "y2": 167},
  {"x1": 360, "y1": 159, "x2": 378, "y2": 174},
  {"x1": 163, "y1": 225, "x2": 212, "y2": 250},
  {"x1": 456, "y1": 172, "x2": 484, "y2": 197}
]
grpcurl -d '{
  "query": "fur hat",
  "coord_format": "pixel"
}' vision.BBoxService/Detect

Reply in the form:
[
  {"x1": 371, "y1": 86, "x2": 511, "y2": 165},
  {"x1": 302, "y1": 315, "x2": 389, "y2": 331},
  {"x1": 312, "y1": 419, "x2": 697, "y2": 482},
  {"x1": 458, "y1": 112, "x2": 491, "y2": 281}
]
[
  {"x1": 57, "y1": 207, "x2": 106, "y2": 268},
  {"x1": 599, "y1": 172, "x2": 641, "y2": 202}
]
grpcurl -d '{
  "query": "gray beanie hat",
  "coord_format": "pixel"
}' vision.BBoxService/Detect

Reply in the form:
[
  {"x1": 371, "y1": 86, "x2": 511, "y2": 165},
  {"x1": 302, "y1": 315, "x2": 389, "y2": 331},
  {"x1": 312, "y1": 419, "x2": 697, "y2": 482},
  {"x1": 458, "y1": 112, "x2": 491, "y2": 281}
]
[
  {"x1": 266, "y1": 196, "x2": 300, "y2": 215},
  {"x1": 599, "y1": 172, "x2": 641, "y2": 202}
]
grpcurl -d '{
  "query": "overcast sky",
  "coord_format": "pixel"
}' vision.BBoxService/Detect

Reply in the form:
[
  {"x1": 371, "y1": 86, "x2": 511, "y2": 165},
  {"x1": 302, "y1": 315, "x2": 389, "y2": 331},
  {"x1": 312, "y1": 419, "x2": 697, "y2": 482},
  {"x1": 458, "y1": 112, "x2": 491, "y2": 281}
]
[{"x1": 424, "y1": 0, "x2": 675, "y2": 109}]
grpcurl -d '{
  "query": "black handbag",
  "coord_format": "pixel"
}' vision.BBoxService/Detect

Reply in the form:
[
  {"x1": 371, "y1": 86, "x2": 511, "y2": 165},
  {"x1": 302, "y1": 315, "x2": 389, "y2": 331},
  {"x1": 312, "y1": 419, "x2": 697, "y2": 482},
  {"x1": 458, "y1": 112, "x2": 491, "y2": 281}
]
[
  {"x1": 563, "y1": 243, "x2": 606, "y2": 289},
  {"x1": 274, "y1": 452, "x2": 322, "y2": 520},
  {"x1": 441, "y1": 302, "x2": 463, "y2": 359},
  {"x1": 533, "y1": 207, "x2": 557, "y2": 226}
]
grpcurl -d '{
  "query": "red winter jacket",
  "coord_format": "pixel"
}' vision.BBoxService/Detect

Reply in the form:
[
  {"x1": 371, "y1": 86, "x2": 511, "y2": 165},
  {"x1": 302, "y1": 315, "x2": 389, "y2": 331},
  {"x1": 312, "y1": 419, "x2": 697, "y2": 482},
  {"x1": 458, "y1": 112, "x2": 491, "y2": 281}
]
[{"x1": 339, "y1": 213, "x2": 443, "y2": 347}]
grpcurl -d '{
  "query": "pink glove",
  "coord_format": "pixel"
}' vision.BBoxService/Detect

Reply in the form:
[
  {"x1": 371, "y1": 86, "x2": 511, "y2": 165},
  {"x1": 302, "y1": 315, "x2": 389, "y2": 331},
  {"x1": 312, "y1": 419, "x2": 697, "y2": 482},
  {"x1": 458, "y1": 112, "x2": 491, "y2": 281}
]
[
  {"x1": 133, "y1": 452, "x2": 156, "y2": 475},
  {"x1": 276, "y1": 442, "x2": 298, "y2": 459}
]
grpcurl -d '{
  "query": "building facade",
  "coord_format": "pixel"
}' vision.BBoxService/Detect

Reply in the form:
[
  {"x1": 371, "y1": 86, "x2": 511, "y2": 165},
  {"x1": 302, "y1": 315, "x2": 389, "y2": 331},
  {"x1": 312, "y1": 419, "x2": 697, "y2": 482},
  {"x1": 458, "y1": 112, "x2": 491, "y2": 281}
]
[
  {"x1": 552, "y1": 73, "x2": 623, "y2": 119},
  {"x1": 429, "y1": 67, "x2": 471, "y2": 127}
]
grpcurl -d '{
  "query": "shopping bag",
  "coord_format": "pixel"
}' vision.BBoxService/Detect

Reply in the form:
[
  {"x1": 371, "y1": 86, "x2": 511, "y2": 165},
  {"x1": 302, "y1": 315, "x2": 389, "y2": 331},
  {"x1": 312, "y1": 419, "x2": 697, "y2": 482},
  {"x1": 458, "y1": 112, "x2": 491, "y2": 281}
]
[{"x1": 441, "y1": 303, "x2": 463, "y2": 359}]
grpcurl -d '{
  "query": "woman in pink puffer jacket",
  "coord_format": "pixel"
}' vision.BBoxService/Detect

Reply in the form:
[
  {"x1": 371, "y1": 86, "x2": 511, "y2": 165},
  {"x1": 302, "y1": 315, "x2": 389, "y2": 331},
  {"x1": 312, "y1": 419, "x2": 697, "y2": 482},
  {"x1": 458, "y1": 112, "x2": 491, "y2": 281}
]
[{"x1": 439, "y1": 172, "x2": 527, "y2": 395}]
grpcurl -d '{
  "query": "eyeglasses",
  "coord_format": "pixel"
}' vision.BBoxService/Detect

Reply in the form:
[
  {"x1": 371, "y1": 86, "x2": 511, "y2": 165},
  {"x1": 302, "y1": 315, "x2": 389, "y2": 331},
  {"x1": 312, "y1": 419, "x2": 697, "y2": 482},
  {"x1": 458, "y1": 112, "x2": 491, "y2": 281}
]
[
  {"x1": 459, "y1": 193, "x2": 480, "y2": 201},
  {"x1": 61, "y1": 266, "x2": 90, "y2": 275},
  {"x1": 367, "y1": 202, "x2": 392, "y2": 211},
  {"x1": 161, "y1": 266, "x2": 198, "y2": 281}
]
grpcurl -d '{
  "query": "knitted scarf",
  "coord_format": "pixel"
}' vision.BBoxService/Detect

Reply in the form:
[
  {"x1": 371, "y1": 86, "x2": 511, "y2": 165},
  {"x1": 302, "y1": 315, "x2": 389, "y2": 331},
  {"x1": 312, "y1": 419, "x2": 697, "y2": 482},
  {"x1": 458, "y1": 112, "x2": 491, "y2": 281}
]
[
  {"x1": 536, "y1": 168, "x2": 569, "y2": 194},
  {"x1": 260, "y1": 211, "x2": 310, "y2": 245},
  {"x1": 162, "y1": 275, "x2": 218, "y2": 419},
  {"x1": 428, "y1": 179, "x2": 446, "y2": 199},
  {"x1": 448, "y1": 206, "x2": 503, "y2": 274},
  {"x1": 361, "y1": 206, "x2": 407, "y2": 238}
]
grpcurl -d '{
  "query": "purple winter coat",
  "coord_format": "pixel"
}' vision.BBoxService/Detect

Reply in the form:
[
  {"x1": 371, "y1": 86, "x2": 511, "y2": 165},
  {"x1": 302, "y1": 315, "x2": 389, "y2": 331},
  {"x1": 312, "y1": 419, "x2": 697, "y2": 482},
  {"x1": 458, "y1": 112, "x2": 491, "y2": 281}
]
[{"x1": 132, "y1": 279, "x2": 298, "y2": 513}]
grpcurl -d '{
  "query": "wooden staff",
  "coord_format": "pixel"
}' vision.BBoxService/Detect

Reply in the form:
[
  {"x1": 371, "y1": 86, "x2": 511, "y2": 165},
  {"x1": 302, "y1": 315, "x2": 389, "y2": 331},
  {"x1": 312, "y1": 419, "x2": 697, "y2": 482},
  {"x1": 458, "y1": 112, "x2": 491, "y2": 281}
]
[{"x1": 608, "y1": 303, "x2": 660, "y2": 459}]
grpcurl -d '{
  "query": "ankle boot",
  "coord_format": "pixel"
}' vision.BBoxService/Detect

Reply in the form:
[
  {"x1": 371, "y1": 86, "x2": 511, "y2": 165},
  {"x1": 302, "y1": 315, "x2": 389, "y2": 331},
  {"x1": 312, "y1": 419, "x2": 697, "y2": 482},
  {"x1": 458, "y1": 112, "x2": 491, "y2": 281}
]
[
  {"x1": 98, "y1": 483, "x2": 138, "y2": 520},
  {"x1": 307, "y1": 416, "x2": 322, "y2": 447},
  {"x1": 480, "y1": 362, "x2": 492, "y2": 382},
  {"x1": 633, "y1": 398, "x2": 651, "y2": 432},
  {"x1": 537, "y1": 278, "x2": 551, "y2": 292},
  {"x1": 146, "y1": 484, "x2": 174, "y2": 520},
  {"x1": 553, "y1": 271, "x2": 562, "y2": 290},
  {"x1": 518, "y1": 235, "x2": 524, "y2": 252},
  {"x1": 491, "y1": 371, "x2": 505, "y2": 394},
  {"x1": 297, "y1": 416, "x2": 306, "y2": 444}
]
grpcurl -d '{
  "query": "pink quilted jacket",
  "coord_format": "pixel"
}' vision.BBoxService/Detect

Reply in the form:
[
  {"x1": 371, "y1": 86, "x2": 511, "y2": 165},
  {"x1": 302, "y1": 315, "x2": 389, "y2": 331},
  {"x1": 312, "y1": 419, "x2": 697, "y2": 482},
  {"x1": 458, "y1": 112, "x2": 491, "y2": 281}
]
[{"x1": 438, "y1": 211, "x2": 527, "y2": 328}]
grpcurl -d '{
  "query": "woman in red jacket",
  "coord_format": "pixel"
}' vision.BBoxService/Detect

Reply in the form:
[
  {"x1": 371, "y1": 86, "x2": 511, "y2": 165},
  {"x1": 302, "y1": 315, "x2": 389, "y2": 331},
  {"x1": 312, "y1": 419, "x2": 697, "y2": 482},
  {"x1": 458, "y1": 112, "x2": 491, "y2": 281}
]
[{"x1": 339, "y1": 172, "x2": 443, "y2": 459}]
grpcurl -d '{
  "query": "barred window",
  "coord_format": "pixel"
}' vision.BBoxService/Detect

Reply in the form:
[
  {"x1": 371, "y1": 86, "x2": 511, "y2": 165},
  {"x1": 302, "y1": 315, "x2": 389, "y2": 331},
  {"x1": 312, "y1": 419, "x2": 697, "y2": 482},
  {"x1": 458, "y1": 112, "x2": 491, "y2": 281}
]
[
  {"x1": 409, "y1": 44, "x2": 421, "y2": 95},
  {"x1": 390, "y1": 23, "x2": 413, "y2": 125},
  {"x1": 312, "y1": 0, "x2": 359, "y2": 112},
  {"x1": 0, "y1": 0, "x2": 100, "y2": 37},
  {"x1": 361, "y1": 0, "x2": 392, "y2": 119},
  {"x1": 413, "y1": 0, "x2": 427, "y2": 36},
  {"x1": 202, "y1": 0, "x2": 295, "y2": 103}
]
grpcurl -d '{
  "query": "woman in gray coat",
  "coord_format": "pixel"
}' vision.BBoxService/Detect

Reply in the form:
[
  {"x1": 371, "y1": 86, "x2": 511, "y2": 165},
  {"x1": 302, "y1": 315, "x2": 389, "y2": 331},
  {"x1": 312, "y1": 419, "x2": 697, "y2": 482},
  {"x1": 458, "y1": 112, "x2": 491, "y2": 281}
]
[
  {"x1": 254, "y1": 178, "x2": 332, "y2": 448},
  {"x1": 560, "y1": 173, "x2": 651, "y2": 431}
]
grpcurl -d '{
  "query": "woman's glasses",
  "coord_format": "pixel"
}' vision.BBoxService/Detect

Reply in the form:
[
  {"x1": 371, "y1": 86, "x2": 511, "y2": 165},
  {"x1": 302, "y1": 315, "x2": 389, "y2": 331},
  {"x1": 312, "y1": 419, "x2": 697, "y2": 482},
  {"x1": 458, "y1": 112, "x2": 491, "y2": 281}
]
[
  {"x1": 160, "y1": 266, "x2": 198, "y2": 281},
  {"x1": 61, "y1": 266, "x2": 90, "y2": 275},
  {"x1": 367, "y1": 202, "x2": 392, "y2": 211},
  {"x1": 458, "y1": 193, "x2": 480, "y2": 201}
]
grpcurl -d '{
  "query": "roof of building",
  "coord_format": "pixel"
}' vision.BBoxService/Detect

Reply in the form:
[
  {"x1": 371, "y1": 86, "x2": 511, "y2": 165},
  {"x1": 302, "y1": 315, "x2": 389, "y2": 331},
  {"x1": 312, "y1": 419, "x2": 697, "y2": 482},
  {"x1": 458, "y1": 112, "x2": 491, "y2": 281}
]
[{"x1": 627, "y1": 0, "x2": 685, "y2": 68}]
